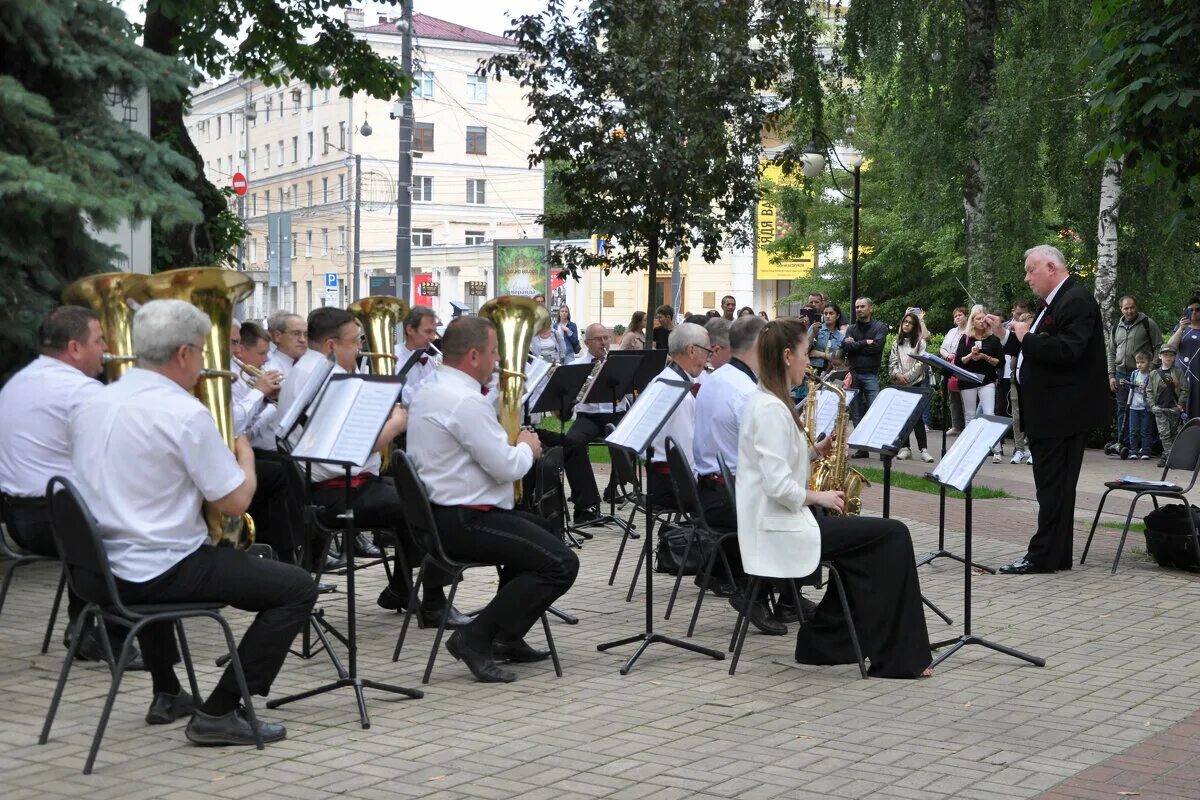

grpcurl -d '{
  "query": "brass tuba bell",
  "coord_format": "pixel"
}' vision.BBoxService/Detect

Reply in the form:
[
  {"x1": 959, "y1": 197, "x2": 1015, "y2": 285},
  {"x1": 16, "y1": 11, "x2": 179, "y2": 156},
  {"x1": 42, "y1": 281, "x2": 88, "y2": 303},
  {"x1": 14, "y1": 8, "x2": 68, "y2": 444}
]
[
  {"x1": 478, "y1": 295, "x2": 550, "y2": 504},
  {"x1": 62, "y1": 271, "x2": 149, "y2": 383},
  {"x1": 349, "y1": 295, "x2": 410, "y2": 376}
]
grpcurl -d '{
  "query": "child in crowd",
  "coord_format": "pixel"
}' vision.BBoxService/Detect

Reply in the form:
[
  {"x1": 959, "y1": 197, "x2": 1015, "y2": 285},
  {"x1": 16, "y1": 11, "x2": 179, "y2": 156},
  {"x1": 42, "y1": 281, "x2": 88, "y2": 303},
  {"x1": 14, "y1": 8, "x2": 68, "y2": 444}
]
[
  {"x1": 1127, "y1": 351, "x2": 1155, "y2": 459},
  {"x1": 1150, "y1": 344, "x2": 1189, "y2": 467}
]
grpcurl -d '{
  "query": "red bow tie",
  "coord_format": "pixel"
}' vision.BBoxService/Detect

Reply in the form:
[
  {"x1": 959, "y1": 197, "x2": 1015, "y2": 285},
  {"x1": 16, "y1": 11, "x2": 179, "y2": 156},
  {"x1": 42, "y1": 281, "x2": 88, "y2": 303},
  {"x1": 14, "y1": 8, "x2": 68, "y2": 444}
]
[
  {"x1": 481, "y1": 386, "x2": 490, "y2": 397},
  {"x1": 690, "y1": 383, "x2": 700, "y2": 397},
  {"x1": 419, "y1": 356, "x2": 429, "y2": 366},
  {"x1": 1038, "y1": 299, "x2": 1048, "y2": 311}
]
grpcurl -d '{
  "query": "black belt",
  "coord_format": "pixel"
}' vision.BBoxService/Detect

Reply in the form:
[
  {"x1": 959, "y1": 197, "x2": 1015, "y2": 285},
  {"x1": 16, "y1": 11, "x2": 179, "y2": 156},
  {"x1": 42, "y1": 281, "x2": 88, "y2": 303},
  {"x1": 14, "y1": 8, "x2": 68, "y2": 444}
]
[{"x1": 3, "y1": 495, "x2": 47, "y2": 510}]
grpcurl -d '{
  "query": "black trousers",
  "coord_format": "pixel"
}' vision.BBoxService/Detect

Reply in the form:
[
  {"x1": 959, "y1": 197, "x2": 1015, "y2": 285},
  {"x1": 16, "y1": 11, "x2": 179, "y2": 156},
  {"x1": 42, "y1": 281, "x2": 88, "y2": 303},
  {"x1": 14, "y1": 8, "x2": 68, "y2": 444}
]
[
  {"x1": 795, "y1": 515, "x2": 931, "y2": 678},
  {"x1": 646, "y1": 469, "x2": 679, "y2": 512},
  {"x1": 432, "y1": 506, "x2": 578, "y2": 641},
  {"x1": 312, "y1": 476, "x2": 450, "y2": 604},
  {"x1": 7, "y1": 500, "x2": 86, "y2": 623},
  {"x1": 1025, "y1": 430, "x2": 1088, "y2": 571},
  {"x1": 78, "y1": 546, "x2": 317, "y2": 697},
  {"x1": 564, "y1": 411, "x2": 624, "y2": 508},
  {"x1": 246, "y1": 459, "x2": 301, "y2": 564},
  {"x1": 537, "y1": 428, "x2": 600, "y2": 511}
]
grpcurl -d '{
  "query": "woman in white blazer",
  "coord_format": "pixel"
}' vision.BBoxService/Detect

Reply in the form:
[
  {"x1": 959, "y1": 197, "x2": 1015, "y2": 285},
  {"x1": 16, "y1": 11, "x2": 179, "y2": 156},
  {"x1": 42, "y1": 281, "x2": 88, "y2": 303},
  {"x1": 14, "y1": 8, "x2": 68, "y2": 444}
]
[{"x1": 736, "y1": 318, "x2": 933, "y2": 679}]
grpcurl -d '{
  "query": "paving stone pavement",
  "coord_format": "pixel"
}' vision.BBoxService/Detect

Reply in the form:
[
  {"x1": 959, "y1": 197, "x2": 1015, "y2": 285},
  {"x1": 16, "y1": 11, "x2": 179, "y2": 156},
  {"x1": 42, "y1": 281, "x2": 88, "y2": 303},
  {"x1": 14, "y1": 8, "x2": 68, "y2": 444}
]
[{"x1": 2, "y1": 445, "x2": 1199, "y2": 799}]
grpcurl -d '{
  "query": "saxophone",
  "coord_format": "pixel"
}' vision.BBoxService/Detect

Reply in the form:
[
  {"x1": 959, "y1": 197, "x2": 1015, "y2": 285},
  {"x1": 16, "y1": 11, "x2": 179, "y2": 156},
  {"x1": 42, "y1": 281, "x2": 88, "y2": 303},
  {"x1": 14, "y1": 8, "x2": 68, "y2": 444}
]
[{"x1": 802, "y1": 371, "x2": 869, "y2": 516}]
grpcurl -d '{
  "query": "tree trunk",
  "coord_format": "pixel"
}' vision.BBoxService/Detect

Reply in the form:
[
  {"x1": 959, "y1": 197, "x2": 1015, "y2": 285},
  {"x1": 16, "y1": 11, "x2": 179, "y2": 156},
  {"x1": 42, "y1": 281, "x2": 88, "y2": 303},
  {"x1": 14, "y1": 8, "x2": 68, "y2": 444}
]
[
  {"x1": 645, "y1": 232, "x2": 660, "y2": 351},
  {"x1": 142, "y1": 11, "x2": 228, "y2": 271},
  {"x1": 962, "y1": 0, "x2": 998, "y2": 308},
  {"x1": 1094, "y1": 155, "x2": 1123, "y2": 326}
]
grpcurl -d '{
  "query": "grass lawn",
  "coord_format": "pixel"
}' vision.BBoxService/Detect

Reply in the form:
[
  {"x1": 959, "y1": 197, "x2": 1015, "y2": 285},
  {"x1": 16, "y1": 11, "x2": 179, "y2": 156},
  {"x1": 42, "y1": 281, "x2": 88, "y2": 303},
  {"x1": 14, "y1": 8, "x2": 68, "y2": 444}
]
[{"x1": 853, "y1": 466, "x2": 1010, "y2": 500}]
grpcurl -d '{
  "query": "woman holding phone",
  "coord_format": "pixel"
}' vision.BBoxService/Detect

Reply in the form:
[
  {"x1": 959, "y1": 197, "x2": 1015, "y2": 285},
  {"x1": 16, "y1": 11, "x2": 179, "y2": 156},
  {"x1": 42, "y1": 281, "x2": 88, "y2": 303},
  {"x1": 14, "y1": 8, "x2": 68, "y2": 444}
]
[{"x1": 955, "y1": 306, "x2": 1005, "y2": 462}]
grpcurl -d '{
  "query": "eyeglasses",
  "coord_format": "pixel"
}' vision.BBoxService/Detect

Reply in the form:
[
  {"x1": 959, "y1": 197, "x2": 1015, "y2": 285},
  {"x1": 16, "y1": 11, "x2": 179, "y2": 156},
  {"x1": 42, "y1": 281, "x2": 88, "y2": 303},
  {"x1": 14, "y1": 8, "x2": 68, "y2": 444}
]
[{"x1": 693, "y1": 344, "x2": 714, "y2": 356}]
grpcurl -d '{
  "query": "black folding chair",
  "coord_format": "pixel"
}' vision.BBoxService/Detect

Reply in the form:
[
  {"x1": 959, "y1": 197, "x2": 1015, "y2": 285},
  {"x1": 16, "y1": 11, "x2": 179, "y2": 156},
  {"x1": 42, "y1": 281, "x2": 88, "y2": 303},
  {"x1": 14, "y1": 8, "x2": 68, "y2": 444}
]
[
  {"x1": 39, "y1": 477, "x2": 263, "y2": 774},
  {"x1": 0, "y1": 493, "x2": 66, "y2": 653},
  {"x1": 1081, "y1": 418, "x2": 1200, "y2": 573},
  {"x1": 388, "y1": 451, "x2": 562, "y2": 683},
  {"x1": 606, "y1": 441, "x2": 679, "y2": 601},
  {"x1": 663, "y1": 438, "x2": 737, "y2": 623}
]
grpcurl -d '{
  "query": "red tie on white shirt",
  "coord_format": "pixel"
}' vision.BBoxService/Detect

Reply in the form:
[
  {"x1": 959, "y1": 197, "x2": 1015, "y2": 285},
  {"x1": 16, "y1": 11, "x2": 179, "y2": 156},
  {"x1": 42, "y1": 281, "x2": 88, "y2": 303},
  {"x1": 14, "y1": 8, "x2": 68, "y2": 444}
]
[
  {"x1": 419, "y1": 356, "x2": 429, "y2": 366},
  {"x1": 690, "y1": 383, "x2": 700, "y2": 397},
  {"x1": 481, "y1": 386, "x2": 490, "y2": 397}
]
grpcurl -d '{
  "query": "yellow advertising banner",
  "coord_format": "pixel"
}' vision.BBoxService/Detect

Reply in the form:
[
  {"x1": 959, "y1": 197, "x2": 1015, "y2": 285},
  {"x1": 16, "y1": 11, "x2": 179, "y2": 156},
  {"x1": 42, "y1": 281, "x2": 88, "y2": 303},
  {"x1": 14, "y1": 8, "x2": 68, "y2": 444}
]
[{"x1": 757, "y1": 163, "x2": 816, "y2": 280}]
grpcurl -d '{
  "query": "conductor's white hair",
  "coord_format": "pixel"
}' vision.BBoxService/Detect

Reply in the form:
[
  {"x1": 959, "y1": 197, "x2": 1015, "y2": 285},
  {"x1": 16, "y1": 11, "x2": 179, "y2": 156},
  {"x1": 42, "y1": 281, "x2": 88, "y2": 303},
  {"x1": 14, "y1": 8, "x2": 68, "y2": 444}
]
[
  {"x1": 1024, "y1": 244, "x2": 1067, "y2": 270},
  {"x1": 134, "y1": 299, "x2": 210, "y2": 365},
  {"x1": 668, "y1": 321, "x2": 709, "y2": 355}
]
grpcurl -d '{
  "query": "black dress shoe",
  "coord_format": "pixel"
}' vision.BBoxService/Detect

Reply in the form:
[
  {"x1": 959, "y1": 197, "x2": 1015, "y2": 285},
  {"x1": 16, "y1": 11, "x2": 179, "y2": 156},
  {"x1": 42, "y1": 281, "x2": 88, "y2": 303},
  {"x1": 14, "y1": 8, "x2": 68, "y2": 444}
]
[
  {"x1": 420, "y1": 604, "x2": 476, "y2": 629},
  {"x1": 729, "y1": 596, "x2": 787, "y2": 635},
  {"x1": 693, "y1": 573, "x2": 736, "y2": 598},
  {"x1": 185, "y1": 707, "x2": 286, "y2": 746},
  {"x1": 353, "y1": 532, "x2": 381, "y2": 558},
  {"x1": 998, "y1": 557, "x2": 1052, "y2": 575},
  {"x1": 445, "y1": 630, "x2": 517, "y2": 683},
  {"x1": 146, "y1": 690, "x2": 196, "y2": 725},
  {"x1": 323, "y1": 551, "x2": 348, "y2": 572},
  {"x1": 72, "y1": 628, "x2": 146, "y2": 670},
  {"x1": 493, "y1": 637, "x2": 552, "y2": 663},
  {"x1": 377, "y1": 586, "x2": 409, "y2": 612},
  {"x1": 573, "y1": 506, "x2": 601, "y2": 525}
]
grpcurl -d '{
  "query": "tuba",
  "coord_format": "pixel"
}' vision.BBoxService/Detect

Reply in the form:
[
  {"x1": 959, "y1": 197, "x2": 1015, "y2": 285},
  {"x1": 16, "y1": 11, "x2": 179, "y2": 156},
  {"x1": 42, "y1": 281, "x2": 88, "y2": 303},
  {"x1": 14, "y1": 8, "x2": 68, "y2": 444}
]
[
  {"x1": 802, "y1": 372, "x2": 869, "y2": 516},
  {"x1": 479, "y1": 296, "x2": 550, "y2": 503},
  {"x1": 134, "y1": 268, "x2": 258, "y2": 548},
  {"x1": 349, "y1": 295, "x2": 410, "y2": 376},
  {"x1": 62, "y1": 271, "x2": 149, "y2": 382}
]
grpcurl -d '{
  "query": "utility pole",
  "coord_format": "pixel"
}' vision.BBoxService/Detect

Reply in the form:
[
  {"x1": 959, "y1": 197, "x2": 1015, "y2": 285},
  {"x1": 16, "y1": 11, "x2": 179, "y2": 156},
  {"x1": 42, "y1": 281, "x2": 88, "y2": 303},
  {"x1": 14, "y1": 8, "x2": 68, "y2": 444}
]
[
  {"x1": 394, "y1": 0, "x2": 414, "y2": 304},
  {"x1": 353, "y1": 153, "x2": 362, "y2": 302}
]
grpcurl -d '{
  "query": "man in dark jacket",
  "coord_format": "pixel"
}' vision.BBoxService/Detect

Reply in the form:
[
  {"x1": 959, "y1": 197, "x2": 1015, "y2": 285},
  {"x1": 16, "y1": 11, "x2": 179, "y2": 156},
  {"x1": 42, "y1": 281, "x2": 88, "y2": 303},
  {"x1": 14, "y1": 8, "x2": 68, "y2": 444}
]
[
  {"x1": 987, "y1": 245, "x2": 1111, "y2": 574},
  {"x1": 1108, "y1": 295, "x2": 1162, "y2": 452},
  {"x1": 842, "y1": 297, "x2": 889, "y2": 458}
]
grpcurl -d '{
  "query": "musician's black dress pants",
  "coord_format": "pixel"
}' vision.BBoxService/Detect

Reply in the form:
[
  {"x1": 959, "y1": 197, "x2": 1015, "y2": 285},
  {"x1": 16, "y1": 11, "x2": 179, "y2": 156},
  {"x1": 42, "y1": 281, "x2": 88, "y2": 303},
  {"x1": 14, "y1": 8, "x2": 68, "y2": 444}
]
[
  {"x1": 6, "y1": 500, "x2": 85, "y2": 623},
  {"x1": 247, "y1": 459, "x2": 300, "y2": 563},
  {"x1": 432, "y1": 506, "x2": 578, "y2": 641},
  {"x1": 1025, "y1": 430, "x2": 1088, "y2": 571},
  {"x1": 565, "y1": 412, "x2": 623, "y2": 505},
  {"x1": 77, "y1": 546, "x2": 317, "y2": 697}
]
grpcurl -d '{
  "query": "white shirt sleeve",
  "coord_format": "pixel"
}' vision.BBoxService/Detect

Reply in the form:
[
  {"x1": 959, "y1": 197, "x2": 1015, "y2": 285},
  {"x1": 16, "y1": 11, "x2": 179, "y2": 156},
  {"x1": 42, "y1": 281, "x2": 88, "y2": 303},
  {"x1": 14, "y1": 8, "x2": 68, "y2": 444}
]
[
  {"x1": 180, "y1": 408, "x2": 246, "y2": 502},
  {"x1": 443, "y1": 395, "x2": 533, "y2": 484}
]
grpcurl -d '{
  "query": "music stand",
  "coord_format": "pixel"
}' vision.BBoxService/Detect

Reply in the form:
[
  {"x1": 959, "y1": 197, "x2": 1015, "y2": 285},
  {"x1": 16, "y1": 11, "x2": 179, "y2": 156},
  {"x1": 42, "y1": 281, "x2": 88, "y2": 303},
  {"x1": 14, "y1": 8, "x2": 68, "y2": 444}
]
[
  {"x1": 596, "y1": 378, "x2": 726, "y2": 674},
  {"x1": 911, "y1": 353, "x2": 996, "y2": 574},
  {"x1": 842, "y1": 385, "x2": 951, "y2": 626},
  {"x1": 926, "y1": 416, "x2": 1046, "y2": 670},
  {"x1": 613, "y1": 348, "x2": 668, "y2": 394},
  {"x1": 268, "y1": 374, "x2": 423, "y2": 727}
]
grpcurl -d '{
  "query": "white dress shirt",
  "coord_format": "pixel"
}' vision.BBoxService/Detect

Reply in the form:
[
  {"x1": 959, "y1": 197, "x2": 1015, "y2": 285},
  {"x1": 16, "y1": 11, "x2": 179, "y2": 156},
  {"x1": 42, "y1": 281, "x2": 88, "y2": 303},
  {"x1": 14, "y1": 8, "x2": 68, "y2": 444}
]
[
  {"x1": 69, "y1": 368, "x2": 245, "y2": 582},
  {"x1": 264, "y1": 348, "x2": 297, "y2": 378},
  {"x1": 574, "y1": 350, "x2": 632, "y2": 415},
  {"x1": 407, "y1": 366, "x2": 533, "y2": 510},
  {"x1": 647, "y1": 362, "x2": 697, "y2": 465},
  {"x1": 692, "y1": 358, "x2": 757, "y2": 476},
  {"x1": 1012, "y1": 274, "x2": 1069, "y2": 382},
  {"x1": 394, "y1": 340, "x2": 438, "y2": 407},
  {"x1": 0, "y1": 356, "x2": 102, "y2": 497}
]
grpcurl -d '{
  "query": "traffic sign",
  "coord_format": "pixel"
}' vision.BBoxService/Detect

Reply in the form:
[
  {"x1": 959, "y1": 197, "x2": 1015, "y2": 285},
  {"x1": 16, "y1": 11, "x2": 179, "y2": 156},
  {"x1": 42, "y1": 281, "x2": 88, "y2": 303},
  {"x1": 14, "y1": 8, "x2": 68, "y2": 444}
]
[
  {"x1": 231, "y1": 172, "x2": 248, "y2": 197},
  {"x1": 325, "y1": 273, "x2": 338, "y2": 288}
]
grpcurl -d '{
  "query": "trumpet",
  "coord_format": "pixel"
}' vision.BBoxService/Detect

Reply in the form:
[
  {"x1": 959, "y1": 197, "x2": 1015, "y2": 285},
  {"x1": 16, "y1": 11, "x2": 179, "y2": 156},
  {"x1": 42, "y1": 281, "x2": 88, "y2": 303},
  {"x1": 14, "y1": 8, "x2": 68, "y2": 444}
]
[{"x1": 233, "y1": 356, "x2": 282, "y2": 390}]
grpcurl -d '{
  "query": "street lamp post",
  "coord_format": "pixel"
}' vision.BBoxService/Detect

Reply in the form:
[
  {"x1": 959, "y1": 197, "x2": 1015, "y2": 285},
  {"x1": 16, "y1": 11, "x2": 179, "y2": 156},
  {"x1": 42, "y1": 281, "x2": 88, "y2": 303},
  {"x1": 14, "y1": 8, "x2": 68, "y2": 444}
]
[{"x1": 801, "y1": 129, "x2": 864, "y2": 304}]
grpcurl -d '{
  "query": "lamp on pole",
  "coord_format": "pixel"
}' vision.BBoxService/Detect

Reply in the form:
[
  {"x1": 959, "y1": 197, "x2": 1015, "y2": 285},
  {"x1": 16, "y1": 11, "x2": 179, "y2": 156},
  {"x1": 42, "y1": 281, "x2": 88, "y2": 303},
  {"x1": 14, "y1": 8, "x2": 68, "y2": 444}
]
[
  {"x1": 801, "y1": 129, "x2": 864, "y2": 305},
  {"x1": 331, "y1": 118, "x2": 371, "y2": 302}
]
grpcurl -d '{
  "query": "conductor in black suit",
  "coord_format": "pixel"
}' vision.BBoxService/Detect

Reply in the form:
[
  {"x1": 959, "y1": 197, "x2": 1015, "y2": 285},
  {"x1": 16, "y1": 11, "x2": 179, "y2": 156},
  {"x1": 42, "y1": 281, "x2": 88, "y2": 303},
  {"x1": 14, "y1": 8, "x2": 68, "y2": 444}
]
[{"x1": 986, "y1": 245, "x2": 1111, "y2": 574}]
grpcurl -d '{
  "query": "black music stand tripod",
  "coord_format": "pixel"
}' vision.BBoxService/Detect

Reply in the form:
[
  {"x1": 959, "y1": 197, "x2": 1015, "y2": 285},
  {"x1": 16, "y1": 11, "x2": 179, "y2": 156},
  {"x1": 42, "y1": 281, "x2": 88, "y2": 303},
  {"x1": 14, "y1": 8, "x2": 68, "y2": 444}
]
[
  {"x1": 596, "y1": 379, "x2": 725, "y2": 674},
  {"x1": 926, "y1": 416, "x2": 1045, "y2": 670}
]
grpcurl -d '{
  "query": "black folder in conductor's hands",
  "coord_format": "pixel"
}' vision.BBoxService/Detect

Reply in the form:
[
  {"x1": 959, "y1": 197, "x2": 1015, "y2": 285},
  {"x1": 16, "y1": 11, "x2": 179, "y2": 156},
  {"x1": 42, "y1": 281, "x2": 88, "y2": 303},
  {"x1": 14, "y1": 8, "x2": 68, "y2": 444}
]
[
  {"x1": 580, "y1": 353, "x2": 641, "y2": 406},
  {"x1": 529, "y1": 363, "x2": 593, "y2": 415},
  {"x1": 609, "y1": 348, "x2": 668, "y2": 395}
]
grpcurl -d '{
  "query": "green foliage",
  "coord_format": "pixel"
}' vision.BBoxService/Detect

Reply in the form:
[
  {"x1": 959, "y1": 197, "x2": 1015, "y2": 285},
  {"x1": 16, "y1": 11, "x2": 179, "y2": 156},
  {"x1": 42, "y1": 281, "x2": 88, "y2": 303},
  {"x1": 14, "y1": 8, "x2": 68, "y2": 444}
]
[
  {"x1": 1081, "y1": 0, "x2": 1200, "y2": 203},
  {"x1": 0, "y1": 0, "x2": 200, "y2": 380},
  {"x1": 485, "y1": 0, "x2": 823, "y2": 281}
]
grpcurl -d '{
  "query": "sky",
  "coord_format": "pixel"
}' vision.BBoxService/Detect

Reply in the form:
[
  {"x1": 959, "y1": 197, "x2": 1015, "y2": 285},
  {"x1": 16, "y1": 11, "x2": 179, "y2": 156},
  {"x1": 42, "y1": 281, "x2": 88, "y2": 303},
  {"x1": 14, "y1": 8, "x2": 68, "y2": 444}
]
[{"x1": 117, "y1": 0, "x2": 553, "y2": 39}]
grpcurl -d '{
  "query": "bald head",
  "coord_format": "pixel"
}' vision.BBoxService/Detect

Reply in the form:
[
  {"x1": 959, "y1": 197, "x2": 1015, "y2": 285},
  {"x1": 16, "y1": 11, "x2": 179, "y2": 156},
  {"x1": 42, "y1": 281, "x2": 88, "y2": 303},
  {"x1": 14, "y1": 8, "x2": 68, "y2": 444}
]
[{"x1": 584, "y1": 322, "x2": 612, "y2": 359}]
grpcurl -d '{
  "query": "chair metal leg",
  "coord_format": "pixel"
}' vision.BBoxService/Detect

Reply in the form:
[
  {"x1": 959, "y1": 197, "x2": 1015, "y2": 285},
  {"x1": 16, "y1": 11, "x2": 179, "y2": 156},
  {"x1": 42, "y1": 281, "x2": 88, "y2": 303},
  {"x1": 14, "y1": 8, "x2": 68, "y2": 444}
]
[
  {"x1": 626, "y1": 515, "x2": 655, "y2": 603},
  {"x1": 826, "y1": 564, "x2": 867, "y2": 679},
  {"x1": 0, "y1": 556, "x2": 29, "y2": 615},
  {"x1": 728, "y1": 577, "x2": 758, "y2": 675},
  {"x1": 83, "y1": 621, "x2": 136, "y2": 774},
  {"x1": 608, "y1": 509, "x2": 638, "y2": 586},
  {"x1": 41, "y1": 568, "x2": 66, "y2": 654},
  {"x1": 1080, "y1": 488, "x2": 1115, "y2": 564},
  {"x1": 540, "y1": 612, "x2": 563, "y2": 677},
  {"x1": 175, "y1": 620, "x2": 203, "y2": 703},
  {"x1": 1111, "y1": 492, "x2": 1149, "y2": 574},
  {"x1": 213, "y1": 614, "x2": 264, "y2": 750},
  {"x1": 423, "y1": 576, "x2": 461, "y2": 684},
  {"x1": 40, "y1": 607, "x2": 91, "y2": 745},
  {"x1": 664, "y1": 530, "x2": 700, "y2": 620},
  {"x1": 686, "y1": 537, "x2": 729, "y2": 638},
  {"x1": 392, "y1": 560, "x2": 427, "y2": 661}
]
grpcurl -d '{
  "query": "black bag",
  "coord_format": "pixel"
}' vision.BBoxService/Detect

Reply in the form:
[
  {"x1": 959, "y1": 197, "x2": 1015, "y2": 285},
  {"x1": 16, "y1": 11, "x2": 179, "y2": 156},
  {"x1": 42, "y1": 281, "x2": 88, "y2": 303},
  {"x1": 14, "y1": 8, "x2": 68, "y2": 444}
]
[
  {"x1": 655, "y1": 525, "x2": 715, "y2": 576},
  {"x1": 1142, "y1": 504, "x2": 1200, "y2": 570}
]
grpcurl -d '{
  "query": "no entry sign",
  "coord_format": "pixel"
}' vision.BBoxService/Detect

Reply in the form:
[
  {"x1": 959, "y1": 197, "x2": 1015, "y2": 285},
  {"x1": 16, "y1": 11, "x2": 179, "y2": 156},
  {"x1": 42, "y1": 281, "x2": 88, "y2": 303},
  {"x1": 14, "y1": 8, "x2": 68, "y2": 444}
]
[{"x1": 231, "y1": 172, "x2": 248, "y2": 197}]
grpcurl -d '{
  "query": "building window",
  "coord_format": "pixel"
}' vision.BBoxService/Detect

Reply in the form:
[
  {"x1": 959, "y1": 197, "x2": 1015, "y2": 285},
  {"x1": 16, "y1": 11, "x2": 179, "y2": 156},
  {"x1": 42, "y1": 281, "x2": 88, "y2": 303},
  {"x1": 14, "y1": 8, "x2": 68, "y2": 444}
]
[
  {"x1": 291, "y1": 235, "x2": 297, "y2": 259},
  {"x1": 305, "y1": 230, "x2": 313, "y2": 256},
  {"x1": 465, "y1": 230, "x2": 487, "y2": 245},
  {"x1": 339, "y1": 121, "x2": 346, "y2": 151},
  {"x1": 277, "y1": 140, "x2": 284, "y2": 166},
  {"x1": 306, "y1": 180, "x2": 313, "y2": 206},
  {"x1": 292, "y1": 90, "x2": 301, "y2": 113},
  {"x1": 265, "y1": 100, "x2": 271, "y2": 123},
  {"x1": 291, "y1": 183, "x2": 299, "y2": 208},
  {"x1": 321, "y1": 228, "x2": 329, "y2": 255},
  {"x1": 251, "y1": 193, "x2": 257, "y2": 215},
  {"x1": 338, "y1": 173, "x2": 345, "y2": 201},
  {"x1": 324, "y1": 87, "x2": 331, "y2": 103},
  {"x1": 249, "y1": 238, "x2": 256, "y2": 262},
  {"x1": 466, "y1": 179, "x2": 486, "y2": 205},
  {"x1": 307, "y1": 131, "x2": 314, "y2": 160},
  {"x1": 322, "y1": 177, "x2": 329, "y2": 203},
  {"x1": 250, "y1": 147, "x2": 257, "y2": 172},
  {"x1": 466, "y1": 126, "x2": 487, "y2": 155},
  {"x1": 412, "y1": 176, "x2": 433, "y2": 202},
  {"x1": 278, "y1": 93, "x2": 284, "y2": 116},
  {"x1": 264, "y1": 144, "x2": 271, "y2": 170},
  {"x1": 216, "y1": 156, "x2": 222, "y2": 177},
  {"x1": 466, "y1": 74, "x2": 488, "y2": 104},
  {"x1": 413, "y1": 71, "x2": 434, "y2": 98},
  {"x1": 322, "y1": 126, "x2": 329, "y2": 154},
  {"x1": 277, "y1": 187, "x2": 284, "y2": 207},
  {"x1": 413, "y1": 122, "x2": 434, "y2": 152},
  {"x1": 216, "y1": 115, "x2": 222, "y2": 139},
  {"x1": 412, "y1": 228, "x2": 433, "y2": 247},
  {"x1": 265, "y1": 193, "x2": 271, "y2": 213},
  {"x1": 291, "y1": 136, "x2": 299, "y2": 163},
  {"x1": 337, "y1": 226, "x2": 346, "y2": 254},
  {"x1": 249, "y1": 103, "x2": 257, "y2": 127}
]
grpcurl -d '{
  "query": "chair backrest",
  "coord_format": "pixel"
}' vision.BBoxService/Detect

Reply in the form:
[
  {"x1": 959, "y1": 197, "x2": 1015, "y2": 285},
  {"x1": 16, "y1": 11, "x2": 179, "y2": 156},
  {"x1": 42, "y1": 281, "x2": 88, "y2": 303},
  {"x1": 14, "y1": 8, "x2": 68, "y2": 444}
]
[
  {"x1": 716, "y1": 453, "x2": 736, "y2": 505},
  {"x1": 1166, "y1": 422, "x2": 1200, "y2": 485},
  {"x1": 608, "y1": 443, "x2": 642, "y2": 492},
  {"x1": 276, "y1": 457, "x2": 328, "y2": 569},
  {"x1": 389, "y1": 450, "x2": 455, "y2": 566},
  {"x1": 665, "y1": 437, "x2": 707, "y2": 528},
  {"x1": 45, "y1": 476, "x2": 129, "y2": 615}
]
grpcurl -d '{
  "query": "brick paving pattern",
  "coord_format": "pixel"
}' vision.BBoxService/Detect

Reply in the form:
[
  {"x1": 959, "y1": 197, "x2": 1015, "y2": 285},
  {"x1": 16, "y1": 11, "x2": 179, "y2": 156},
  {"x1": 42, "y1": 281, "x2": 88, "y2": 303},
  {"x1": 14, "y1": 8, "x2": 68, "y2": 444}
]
[{"x1": 1, "y1": 445, "x2": 1198, "y2": 798}]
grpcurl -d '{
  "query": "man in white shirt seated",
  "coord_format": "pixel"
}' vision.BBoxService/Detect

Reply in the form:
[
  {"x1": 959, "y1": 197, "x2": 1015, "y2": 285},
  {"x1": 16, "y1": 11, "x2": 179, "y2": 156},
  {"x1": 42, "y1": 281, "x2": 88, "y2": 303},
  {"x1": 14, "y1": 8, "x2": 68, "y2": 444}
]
[
  {"x1": 699, "y1": 317, "x2": 732, "y2": 383},
  {"x1": 235, "y1": 322, "x2": 282, "y2": 451},
  {"x1": 563, "y1": 323, "x2": 627, "y2": 521},
  {"x1": 69, "y1": 299, "x2": 316, "y2": 746},
  {"x1": 0, "y1": 306, "x2": 144, "y2": 666},
  {"x1": 279, "y1": 307, "x2": 465, "y2": 625},
  {"x1": 644, "y1": 322, "x2": 711, "y2": 510},
  {"x1": 408, "y1": 316, "x2": 579, "y2": 683},
  {"x1": 264, "y1": 311, "x2": 307, "y2": 377},
  {"x1": 394, "y1": 305, "x2": 440, "y2": 407}
]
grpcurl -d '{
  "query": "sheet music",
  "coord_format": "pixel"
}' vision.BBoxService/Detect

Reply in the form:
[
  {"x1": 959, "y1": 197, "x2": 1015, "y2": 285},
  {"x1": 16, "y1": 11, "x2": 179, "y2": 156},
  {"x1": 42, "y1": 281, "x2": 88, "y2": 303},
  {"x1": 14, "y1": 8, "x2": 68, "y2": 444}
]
[
  {"x1": 800, "y1": 388, "x2": 858, "y2": 439},
  {"x1": 522, "y1": 358, "x2": 554, "y2": 409},
  {"x1": 292, "y1": 378, "x2": 402, "y2": 466},
  {"x1": 605, "y1": 379, "x2": 689, "y2": 455},
  {"x1": 846, "y1": 388, "x2": 923, "y2": 450},
  {"x1": 275, "y1": 354, "x2": 334, "y2": 439},
  {"x1": 931, "y1": 417, "x2": 1010, "y2": 491}
]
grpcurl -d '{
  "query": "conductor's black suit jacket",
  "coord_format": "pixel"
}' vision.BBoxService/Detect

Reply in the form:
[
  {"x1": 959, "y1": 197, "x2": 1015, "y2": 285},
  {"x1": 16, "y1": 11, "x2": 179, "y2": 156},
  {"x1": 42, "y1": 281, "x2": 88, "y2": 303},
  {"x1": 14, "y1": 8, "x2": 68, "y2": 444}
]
[{"x1": 1003, "y1": 276, "x2": 1111, "y2": 439}]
